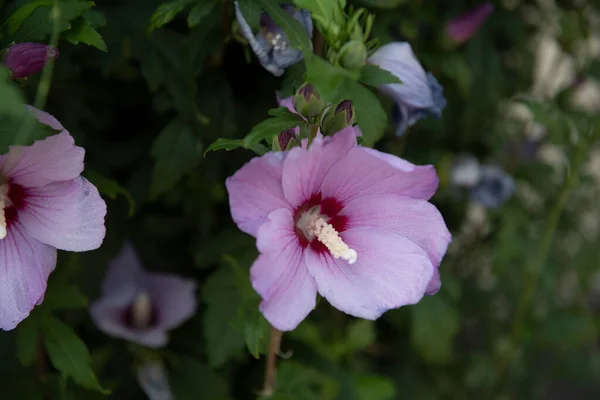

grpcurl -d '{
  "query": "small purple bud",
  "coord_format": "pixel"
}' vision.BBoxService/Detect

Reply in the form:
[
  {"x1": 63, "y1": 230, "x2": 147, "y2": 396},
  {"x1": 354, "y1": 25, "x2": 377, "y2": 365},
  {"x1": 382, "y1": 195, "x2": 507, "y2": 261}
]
[
  {"x1": 335, "y1": 100, "x2": 353, "y2": 124},
  {"x1": 298, "y1": 83, "x2": 319, "y2": 101},
  {"x1": 447, "y1": 3, "x2": 494, "y2": 44},
  {"x1": 278, "y1": 128, "x2": 297, "y2": 150},
  {"x1": 2, "y1": 43, "x2": 58, "y2": 79}
]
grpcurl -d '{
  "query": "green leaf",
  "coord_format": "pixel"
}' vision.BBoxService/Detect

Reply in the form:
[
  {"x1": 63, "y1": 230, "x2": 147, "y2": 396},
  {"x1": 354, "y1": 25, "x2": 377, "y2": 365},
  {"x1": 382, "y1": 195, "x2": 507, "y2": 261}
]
[
  {"x1": 84, "y1": 170, "x2": 136, "y2": 216},
  {"x1": 338, "y1": 80, "x2": 387, "y2": 147},
  {"x1": 306, "y1": 55, "x2": 351, "y2": 100},
  {"x1": 410, "y1": 296, "x2": 460, "y2": 364},
  {"x1": 259, "y1": 0, "x2": 312, "y2": 52},
  {"x1": 271, "y1": 362, "x2": 339, "y2": 400},
  {"x1": 6, "y1": 0, "x2": 53, "y2": 34},
  {"x1": 354, "y1": 374, "x2": 396, "y2": 400},
  {"x1": 293, "y1": 0, "x2": 344, "y2": 29},
  {"x1": 359, "y1": 64, "x2": 401, "y2": 86},
  {"x1": 306, "y1": 57, "x2": 387, "y2": 145},
  {"x1": 16, "y1": 315, "x2": 39, "y2": 367},
  {"x1": 9, "y1": 0, "x2": 95, "y2": 42},
  {"x1": 203, "y1": 138, "x2": 245, "y2": 155},
  {"x1": 0, "y1": 114, "x2": 61, "y2": 154},
  {"x1": 150, "y1": 118, "x2": 201, "y2": 199},
  {"x1": 229, "y1": 256, "x2": 269, "y2": 358},
  {"x1": 0, "y1": 67, "x2": 27, "y2": 116},
  {"x1": 357, "y1": 0, "x2": 405, "y2": 8},
  {"x1": 243, "y1": 108, "x2": 304, "y2": 147},
  {"x1": 42, "y1": 283, "x2": 87, "y2": 310},
  {"x1": 41, "y1": 314, "x2": 108, "y2": 393},
  {"x1": 202, "y1": 265, "x2": 246, "y2": 368},
  {"x1": 236, "y1": 0, "x2": 262, "y2": 29},
  {"x1": 187, "y1": 0, "x2": 218, "y2": 28},
  {"x1": 169, "y1": 357, "x2": 230, "y2": 400},
  {"x1": 63, "y1": 16, "x2": 107, "y2": 51},
  {"x1": 148, "y1": 0, "x2": 194, "y2": 32}
]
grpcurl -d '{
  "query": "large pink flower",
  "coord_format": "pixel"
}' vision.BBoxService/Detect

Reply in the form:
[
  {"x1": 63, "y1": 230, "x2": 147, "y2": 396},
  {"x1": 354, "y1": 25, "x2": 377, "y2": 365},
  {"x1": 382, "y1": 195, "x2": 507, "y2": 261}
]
[
  {"x1": 226, "y1": 127, "x2": 451, "y2": 331},
  {"x1": 0, "y1": 108, "x2": 107, "y2": 330}
]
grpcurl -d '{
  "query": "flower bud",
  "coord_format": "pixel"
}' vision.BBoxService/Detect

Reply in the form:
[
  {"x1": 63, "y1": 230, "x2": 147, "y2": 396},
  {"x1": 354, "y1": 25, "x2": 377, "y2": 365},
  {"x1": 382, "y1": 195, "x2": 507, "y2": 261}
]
[
  {"x1": 2, "y1": 43, "x2": 58, "y2": 79},
  {"x1": 321, "y1": 100, "x2": 355, "y2": 135},
  {"x1": 293, "y1": 83, "x2": 326, "y2": 118},
  {"x1": 338, "y1": 40, "x2": 367, "y2": 70},
  {"x1": 276, "y1": 128, "x2": 298, "y2": 151}
]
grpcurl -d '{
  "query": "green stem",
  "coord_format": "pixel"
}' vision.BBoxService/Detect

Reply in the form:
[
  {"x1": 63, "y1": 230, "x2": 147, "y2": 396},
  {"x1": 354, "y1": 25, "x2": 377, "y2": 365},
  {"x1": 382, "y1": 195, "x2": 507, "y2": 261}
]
[
  {"x1": 13, "y1": 0, "x2": 61, "y2": 145},
  {"x1": 495, "y1": 137, "x2": 588, "y2": 380}
]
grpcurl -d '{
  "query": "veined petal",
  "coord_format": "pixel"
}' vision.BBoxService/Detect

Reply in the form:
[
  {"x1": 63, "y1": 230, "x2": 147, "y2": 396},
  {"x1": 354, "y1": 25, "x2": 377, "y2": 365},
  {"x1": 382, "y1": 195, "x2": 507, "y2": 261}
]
[
  {"x1": 1, "y1": 132, "x2": 84, "y2": 188},
  {"x1": 0, "y1": 222, "x2": 56, "y2": 330},
  {"x1": 320, "y1": 146, "x2": 439, "y2": 204},
  {"x1": 305, "y1": 227, "x2": 434, "y2": 320},
  {"x1": 282, "y1": 126, "x2": 357, "y2": 207},
  {"x1": 226, "y1": 151, "x2": 290, "y2": 237},
  {"x1": 252, "y1": 208, "x2": 317, "y2": 331},
  {"x1": 340, "y1": 194, "x2": 451, "y2": 295},
  {"x1": 368, "y1": 42, "x2": 434, "y2": 109},
  {"x1": 18, "y1": 177, "x2": 107, "y2": 252}
]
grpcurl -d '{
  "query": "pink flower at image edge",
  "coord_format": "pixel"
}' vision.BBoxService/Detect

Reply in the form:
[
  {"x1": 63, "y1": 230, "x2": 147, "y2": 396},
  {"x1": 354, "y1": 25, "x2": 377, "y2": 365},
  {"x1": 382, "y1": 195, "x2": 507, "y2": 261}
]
[
  {"x1": 447, "y1": 3, "x2": 494, "y2": 43},
  {"x1": 0, "y1": 108, "x2": 106, "y2": 330},
  {"x1": 226, "y1": 126, "x2": 451, "y2": 331}
]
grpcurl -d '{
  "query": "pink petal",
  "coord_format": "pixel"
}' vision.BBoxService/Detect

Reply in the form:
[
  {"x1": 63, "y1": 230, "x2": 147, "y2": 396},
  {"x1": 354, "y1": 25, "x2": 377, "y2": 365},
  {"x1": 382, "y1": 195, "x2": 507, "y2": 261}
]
[
  {"x1": 0, "y1": 222, "x2": 56, "y2": 330},
  {"x1": 282, "y1": 126, "x2": 357, "y2": 207},
  {"x1": 320, "y1": 146, "x2": 439, "y2": 204},
  {"x1": 276, "y1": 93, "x2": 297, "y2": 114},
  {"x1": 1, "y1": 132, "x2": 84, "y2": 188},
  {"x1": 447, "y1": 3, "x2": 494, "y2": 43},
  {"x1": 18, "y1": 177, "x2": 107, "y2": 251},
  {"x1": 26, "y1": 106, "x2": 66, "y2": 131},
  {"x1": 226, "y1": 152, "x2": 290, "y2": 237},
  {"x1": 251, "y1": 208, "x2": 317, "y2": 331},
  {"x1": 304, "y1": 227, "x2": 434, "y2": 320},
  {"x1": 340, "y1": 194, "x2": 451, "y2": 295},
  {"x1": 146, "y1": 274, "x2": 197, "y2": 329}
]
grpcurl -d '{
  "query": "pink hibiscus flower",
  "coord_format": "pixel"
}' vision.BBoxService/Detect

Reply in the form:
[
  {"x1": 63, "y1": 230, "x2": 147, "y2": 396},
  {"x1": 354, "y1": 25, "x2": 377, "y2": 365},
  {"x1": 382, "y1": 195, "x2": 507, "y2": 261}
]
[
  {"x1": 0, "y1": 108, "x2": 107, "y2": 330},
  {"x1": 226, "y1": 127, "x2": 451, "y2": 331}
]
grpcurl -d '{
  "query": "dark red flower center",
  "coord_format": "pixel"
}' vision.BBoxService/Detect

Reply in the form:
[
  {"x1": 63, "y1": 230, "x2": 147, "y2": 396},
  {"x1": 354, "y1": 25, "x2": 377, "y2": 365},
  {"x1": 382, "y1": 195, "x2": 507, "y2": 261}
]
[
  {"x1": 121, "y1": 292, "x2": 159, "y2": 331},
  {"x1": 293, "y1": 193, "x2": 348, "y2": 254},
  {"x1": 1, "y1": 181, "x2": 26, "y2": 229}
]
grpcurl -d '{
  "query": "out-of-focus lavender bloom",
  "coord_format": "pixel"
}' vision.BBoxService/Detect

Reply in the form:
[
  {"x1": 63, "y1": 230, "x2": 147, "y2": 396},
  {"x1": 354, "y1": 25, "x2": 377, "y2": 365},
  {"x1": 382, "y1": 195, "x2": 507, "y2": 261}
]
[
  {"x1": 447, "y1": 3, "x2": 494, "y2": 44},
  {"x1": 90, "y1": 244, "x2": 197, "y2": 348},
  {"x1": 234, "y1": 1, "x2": 313, "y2": 76},
  {"x1": 2, "y1": 43, "x2": 58, "y2": 79},
  {"x1": 0, "y1": 108, "x2": 106, "y2": 330},
  {"x1": 470, "y1": 165, "x2": 515, "y2": 209},
  {"x1": 136, "y1": 362, "x2": 174, "y2": 400},
  {"x1": 369, "y1": 42, "x2": 446, "y2": 136},
  {"x1": 451, "y1": 155, "x2": 481, "y2": 188}
]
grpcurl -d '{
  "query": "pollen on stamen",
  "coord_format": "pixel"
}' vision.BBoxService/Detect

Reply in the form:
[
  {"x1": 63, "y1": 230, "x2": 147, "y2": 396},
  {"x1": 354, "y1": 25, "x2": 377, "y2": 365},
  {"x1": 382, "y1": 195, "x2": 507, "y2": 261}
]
[
  {"x1": 131, "y1": 292, "x2": 153, "y2": 329},
  {"x1": 311, "y1": 216, "x2": 358, "y2": 264},
  {"x1": 0, "y1": 185, "x2": 9, "y2": 240}
]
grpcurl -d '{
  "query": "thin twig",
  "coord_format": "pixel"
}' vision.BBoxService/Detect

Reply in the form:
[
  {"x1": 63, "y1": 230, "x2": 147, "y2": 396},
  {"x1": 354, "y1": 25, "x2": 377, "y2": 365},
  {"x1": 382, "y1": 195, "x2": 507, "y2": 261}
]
[
  {"x1": 36, "y1": 334, "x2": 48, "y2": 381},
  {"x1": 261, "y1": 326, "x2": 283, "y2": 397}
]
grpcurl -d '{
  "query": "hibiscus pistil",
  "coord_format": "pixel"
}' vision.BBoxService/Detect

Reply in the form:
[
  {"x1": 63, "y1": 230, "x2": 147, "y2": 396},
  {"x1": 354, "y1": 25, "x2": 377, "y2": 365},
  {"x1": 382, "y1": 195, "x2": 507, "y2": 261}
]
[{"x1": 296, "y1": 206, "x2": 357, "y2": 264}]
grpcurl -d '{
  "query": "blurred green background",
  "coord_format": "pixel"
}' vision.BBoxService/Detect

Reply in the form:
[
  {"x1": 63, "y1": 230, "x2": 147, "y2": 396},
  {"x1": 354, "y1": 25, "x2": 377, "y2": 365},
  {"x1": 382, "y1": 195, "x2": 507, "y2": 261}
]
[{"x1": 1, "y1": 0, "x2": 599, "y2": 399}]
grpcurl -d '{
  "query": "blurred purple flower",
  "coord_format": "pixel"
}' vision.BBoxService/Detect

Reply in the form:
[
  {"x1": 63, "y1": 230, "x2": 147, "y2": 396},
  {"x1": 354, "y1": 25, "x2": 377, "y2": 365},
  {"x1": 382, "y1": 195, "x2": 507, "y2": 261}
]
[
  {"x1": 447, "y1": 3, "x2": 494, "y2": 44},
  {"x1": 90, "y1": 243, "x2": 197, "y2": 348},
  {"x1": 368, "y1": 42, "x2": 446, "y2": 136},
  {"x1": 234, "y1": 1, "x2": 313, "y2": 76},
  {"x1": 2, "y1": 43, "x2": 58, "y2": 79},
  {"x1": 226, "y1": 127, "x2": 451, "y2": 331},
  {"x1": 470, "y1": 165, "x2": 515, "y2": 209},
  {"x1": 0, "y1": 108, "x2": 106, "y2": 330}
]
